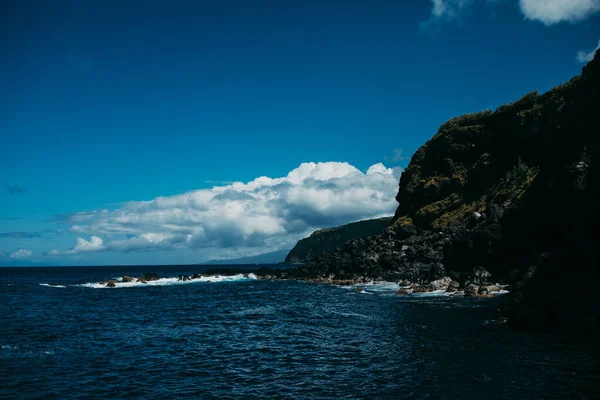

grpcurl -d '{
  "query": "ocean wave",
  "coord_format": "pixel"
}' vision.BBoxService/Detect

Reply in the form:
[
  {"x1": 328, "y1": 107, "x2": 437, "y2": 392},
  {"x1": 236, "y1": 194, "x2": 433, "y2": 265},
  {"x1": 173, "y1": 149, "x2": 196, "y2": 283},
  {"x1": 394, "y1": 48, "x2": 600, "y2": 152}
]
[
  {"x1": 79, "y1": 273, "x2": 257, "y2": 289},
  {"x1": 39, "y1": 283, "x2": 67, "y2": 288},
  {"x1": 410, "y1": 289, "x2": 451, "y2": 297},
  {"x1": 339, "y1": 281, "x2": 400, "y2": 292}
]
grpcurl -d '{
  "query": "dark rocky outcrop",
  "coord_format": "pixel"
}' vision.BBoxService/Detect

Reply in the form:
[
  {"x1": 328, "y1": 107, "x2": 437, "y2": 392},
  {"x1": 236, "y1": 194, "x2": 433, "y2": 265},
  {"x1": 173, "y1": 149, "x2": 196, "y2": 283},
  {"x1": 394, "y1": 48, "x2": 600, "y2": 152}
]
[
  {"x1": 284, "y1": 217, "x2": 392, "y2": 263},
  {"x1": 140, "y1": 272, "x2": 159, "y2": 282},
  {"x1": 284, "y1": 50, "x2": 600, "y2": 332}
]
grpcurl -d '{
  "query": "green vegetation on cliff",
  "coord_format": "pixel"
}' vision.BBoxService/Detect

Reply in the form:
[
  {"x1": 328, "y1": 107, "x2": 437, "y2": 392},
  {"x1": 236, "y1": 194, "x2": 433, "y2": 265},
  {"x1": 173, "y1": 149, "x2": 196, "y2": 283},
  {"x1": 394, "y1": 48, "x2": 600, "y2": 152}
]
[
  {"x1": 285, "y1": 217, "x2": 392, "y2": 263},
  {"x1": 392, "y1": 59, "x2": 594, "y2": 235}
]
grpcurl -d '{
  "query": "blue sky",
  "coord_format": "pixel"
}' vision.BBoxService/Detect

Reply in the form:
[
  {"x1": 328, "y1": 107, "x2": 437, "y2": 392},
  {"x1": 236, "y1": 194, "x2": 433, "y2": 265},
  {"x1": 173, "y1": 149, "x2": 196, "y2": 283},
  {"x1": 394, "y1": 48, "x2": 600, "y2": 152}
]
[{"x1": 1, "y1": 0, "x2": 599, "y2": 265}]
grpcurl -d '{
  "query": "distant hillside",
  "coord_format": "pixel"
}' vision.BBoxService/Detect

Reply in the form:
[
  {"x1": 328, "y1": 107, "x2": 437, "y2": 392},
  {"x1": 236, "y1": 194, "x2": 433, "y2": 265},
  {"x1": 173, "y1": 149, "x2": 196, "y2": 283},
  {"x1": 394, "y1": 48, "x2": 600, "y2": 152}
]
[
  {"x1": 284, "y1": 217, "x2": 392, "y2": 263},
  {"x1": 204, "y1": 249, "x2": 291, "y2": 265}
]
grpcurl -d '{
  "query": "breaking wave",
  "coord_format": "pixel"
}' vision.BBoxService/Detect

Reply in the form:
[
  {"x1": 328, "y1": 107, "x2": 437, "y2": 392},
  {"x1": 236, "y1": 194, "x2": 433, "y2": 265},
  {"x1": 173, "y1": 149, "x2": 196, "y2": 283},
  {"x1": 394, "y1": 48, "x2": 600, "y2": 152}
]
[{"x1": 79, "y1": 273, "x2": 257, "y2": 289}]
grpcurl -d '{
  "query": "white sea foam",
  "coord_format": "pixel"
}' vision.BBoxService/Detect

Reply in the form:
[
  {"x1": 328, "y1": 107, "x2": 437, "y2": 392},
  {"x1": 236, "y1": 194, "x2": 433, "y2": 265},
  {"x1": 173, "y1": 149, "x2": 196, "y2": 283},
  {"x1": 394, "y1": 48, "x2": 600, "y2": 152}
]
[
  {"x1": 39, "y1": 283, "x2": 67, "y2": 288},
  {"x1": 410, "y1": 289, "x2": 451, "y2": 297},
  {"x1": 79, "y1": 273, "x2": 257, "y2": 289}
]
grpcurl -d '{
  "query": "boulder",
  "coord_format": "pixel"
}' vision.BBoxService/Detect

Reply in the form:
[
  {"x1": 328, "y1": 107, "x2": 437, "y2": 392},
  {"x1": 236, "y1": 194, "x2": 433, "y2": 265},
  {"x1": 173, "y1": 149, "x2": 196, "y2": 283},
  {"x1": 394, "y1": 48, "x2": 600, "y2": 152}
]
[
  {"x1": 400, "y1": 279, "x2": 412, "y2": 287},
  {"x1": 428, "y1": 263, "x2": 446, "y2": 281},
  {"x1": 106, "y1": 279, "x2": 117, "y2": 288},
  {"x1": 428, "y1": 276, "x2": 452, "y2": 291},
  {"x1": 140, "y1": 272, "x2": 159, "y2": 282},
  {"x1": 137, "y1": 278, "x2": 147, "y2": 284},
  {"x1": 479, "y1": 284, "x2": 500, "y2": 295},
  {"x1": 396, "y1": 288, "x2": 410, "y2": 295},
  {"x1": 472, "y1": 266, "x2": 492, "y2": 284},
  {"x1": 122, "y1": 276, "x2": 133, "y2": 283},
  {"x1": 464, "y1": 284, "x2": 479, "y2": 297},
  {"x1": 365, "y1": 252, "x2": 379, "y2": 265},
  {"x1": 448, "y1": 280, "x2": 460, "y2": 289}
]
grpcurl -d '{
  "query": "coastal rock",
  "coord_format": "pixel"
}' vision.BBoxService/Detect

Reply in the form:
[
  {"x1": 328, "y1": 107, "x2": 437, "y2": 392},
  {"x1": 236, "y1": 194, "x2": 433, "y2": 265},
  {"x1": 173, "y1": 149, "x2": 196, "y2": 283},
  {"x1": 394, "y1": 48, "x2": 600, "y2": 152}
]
[
  {"x1": 365, "y1": 252, "x2": 380, "y2": 265},
  {"x1": 396, "y1": 288, "x2": 410, "y2": 295},
  {"x1": 448, "y1": 280, "x2": 460, "y2": 289},
  {"x1": 137, "y1": 278, "x2": 148, "y2": 284},
  {"x1": 122, "y1": 276, "x2": 133, "y2": 283},
  {"x1": 472, "y1": 267, "x2": 492, "y2": 285},
  {"x1": 428, "y1": 277, "x2": 452, "y2": 291},
  {"x1": 141, "y1": 272, "x2": 159, "y2": 282},
  {"x1": 428, "y1": 263, "x2": 446, "y2": 281},
  {"x1": 106, "y1": 280, "x2": 117, "y2": 288},
  {"x1": 479, "y1": 285, "x2": 500, "y2": 296},
  {"x1": 464, "y1": 284, "x2": 479, "y2": 297}
]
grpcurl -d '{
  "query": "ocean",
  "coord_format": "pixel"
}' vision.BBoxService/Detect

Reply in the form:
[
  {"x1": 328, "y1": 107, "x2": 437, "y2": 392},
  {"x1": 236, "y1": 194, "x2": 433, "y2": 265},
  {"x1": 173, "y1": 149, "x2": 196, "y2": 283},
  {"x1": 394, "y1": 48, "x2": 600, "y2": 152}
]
[{"x1": 1, "y1": 266, "x2": 597, "y2": 399}]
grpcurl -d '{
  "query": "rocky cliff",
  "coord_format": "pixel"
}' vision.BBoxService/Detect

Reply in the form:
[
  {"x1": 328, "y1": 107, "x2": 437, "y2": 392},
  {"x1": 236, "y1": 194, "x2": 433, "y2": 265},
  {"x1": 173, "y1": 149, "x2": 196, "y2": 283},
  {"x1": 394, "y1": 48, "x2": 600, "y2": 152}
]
[
  {"x1": 284, "y1": 217, "x2": 392, "y2": 263},
  {"x1": 282, "y1": 50, "x2": 600, "y2": 332}
]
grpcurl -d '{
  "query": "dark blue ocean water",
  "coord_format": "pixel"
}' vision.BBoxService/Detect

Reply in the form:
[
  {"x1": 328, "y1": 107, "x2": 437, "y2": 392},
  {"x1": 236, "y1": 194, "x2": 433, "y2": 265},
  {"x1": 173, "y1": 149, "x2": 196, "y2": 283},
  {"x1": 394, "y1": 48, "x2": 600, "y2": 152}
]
[{"x1": 1, "y1": 266, "x2": 598, "y2": 399}]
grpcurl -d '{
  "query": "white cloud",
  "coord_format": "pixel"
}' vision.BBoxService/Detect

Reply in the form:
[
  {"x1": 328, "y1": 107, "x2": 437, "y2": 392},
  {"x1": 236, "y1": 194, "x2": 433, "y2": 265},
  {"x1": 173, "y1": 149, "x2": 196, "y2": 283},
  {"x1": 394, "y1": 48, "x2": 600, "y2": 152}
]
[
  {"x1": 577, "y1": 39, "x2": 600, "y2": 62},
  {"x1": 65, "y1": 236, "x2": 104, "y2": 254},
  {"x1": 58, "y1": 162, "x2": 402, "y2": 254},
  {"x1": 422, "y1": 0, "x2": 600, "y2": 27},
  {"x1": 421, "y1": 0, "x2": 475, "y2": 30},
  {"x1": 10, "y1": 249, "x2": 32, "y2": 259},
  {"x1": 519, "y1": 0, "x2": 600, "y2": 25}
]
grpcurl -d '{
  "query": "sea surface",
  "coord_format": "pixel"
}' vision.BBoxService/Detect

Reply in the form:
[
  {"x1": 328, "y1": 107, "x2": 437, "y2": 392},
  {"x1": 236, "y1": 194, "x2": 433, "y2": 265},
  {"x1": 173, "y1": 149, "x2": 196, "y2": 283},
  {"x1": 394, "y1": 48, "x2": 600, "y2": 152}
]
[{"x1": 1, "y1": 265, "x2": 598, "y2": 399}]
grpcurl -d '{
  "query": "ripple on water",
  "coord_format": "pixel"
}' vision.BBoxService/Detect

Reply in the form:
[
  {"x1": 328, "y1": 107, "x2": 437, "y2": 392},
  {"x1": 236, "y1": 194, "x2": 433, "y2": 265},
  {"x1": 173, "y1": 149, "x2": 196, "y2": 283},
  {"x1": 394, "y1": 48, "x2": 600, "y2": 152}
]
[{"x1": 0, "y1": 275, "x2": 597, "y2": 399}]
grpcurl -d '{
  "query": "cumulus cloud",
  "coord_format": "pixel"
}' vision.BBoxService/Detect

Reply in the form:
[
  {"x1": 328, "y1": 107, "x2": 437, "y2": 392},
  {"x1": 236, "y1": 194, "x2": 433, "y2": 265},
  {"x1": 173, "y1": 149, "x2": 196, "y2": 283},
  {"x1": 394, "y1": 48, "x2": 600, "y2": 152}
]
[
  {"x1": 57, "y1": 162, "x2": 402, "y2": 254},
  {"x1": 577, "y1": 39, "x2": 600, "y2": 62},
  {"x1": 519, "y1": 0, "x2": 600, "y2": 25},
  {"x1": 10, "y1": 249, "x2": 32, "y2": 259},
  {"x1": 66, "y1": 236, "x2": 104, "y2": 254}
]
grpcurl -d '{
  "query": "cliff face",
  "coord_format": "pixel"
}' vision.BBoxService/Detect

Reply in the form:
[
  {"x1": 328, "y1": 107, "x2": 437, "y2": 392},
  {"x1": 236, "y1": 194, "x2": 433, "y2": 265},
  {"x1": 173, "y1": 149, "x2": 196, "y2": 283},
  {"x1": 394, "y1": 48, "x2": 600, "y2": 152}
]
[
  {"x1": 285, "y1": 50, "x2": 599, "y2": 331},
  {"x1": 389, "y1": 51, "x2": 600, "y2": 330},
  {"x1": 285, "y1": 217, "x2": 392, "y2": 263}
]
